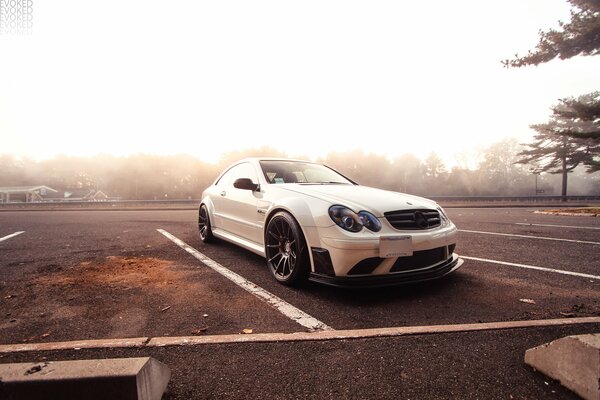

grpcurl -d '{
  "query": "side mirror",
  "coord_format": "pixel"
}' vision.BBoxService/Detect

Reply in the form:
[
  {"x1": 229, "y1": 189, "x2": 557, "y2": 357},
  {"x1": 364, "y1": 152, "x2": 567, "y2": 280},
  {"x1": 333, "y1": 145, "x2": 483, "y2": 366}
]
[{"x1": 233, "y1": 178, "x2": 259, "y2": 191}]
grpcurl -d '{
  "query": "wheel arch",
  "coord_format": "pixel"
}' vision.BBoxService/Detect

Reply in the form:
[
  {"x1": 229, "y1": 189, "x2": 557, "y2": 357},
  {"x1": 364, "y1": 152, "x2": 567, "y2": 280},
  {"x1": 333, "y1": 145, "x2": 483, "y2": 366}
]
[
  {"x1": 199, "y1": 197, "x2": 216, "y2": 227},
  {"x1": 263, "y1": 199, "x2": 321, "y2": 273}
]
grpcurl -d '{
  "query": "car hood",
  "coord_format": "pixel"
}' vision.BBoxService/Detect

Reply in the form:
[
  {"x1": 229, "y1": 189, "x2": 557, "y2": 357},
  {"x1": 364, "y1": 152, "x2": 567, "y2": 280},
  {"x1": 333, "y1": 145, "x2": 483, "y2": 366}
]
[{"x1": 279, "y1": 184, "x2": 439, "y2": 217}]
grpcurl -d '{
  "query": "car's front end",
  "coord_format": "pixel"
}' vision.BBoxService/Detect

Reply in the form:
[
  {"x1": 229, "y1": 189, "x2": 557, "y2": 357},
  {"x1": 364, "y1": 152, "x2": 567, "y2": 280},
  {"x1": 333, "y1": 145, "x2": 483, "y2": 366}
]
[{"x1": 283, "y1": 185, "x2": 463, "y2": 288}]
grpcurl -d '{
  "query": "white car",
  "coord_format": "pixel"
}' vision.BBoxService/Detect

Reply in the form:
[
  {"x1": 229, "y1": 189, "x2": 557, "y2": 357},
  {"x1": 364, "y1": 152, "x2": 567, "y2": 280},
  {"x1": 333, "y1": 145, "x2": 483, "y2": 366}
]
[{"x1": 199, "y1": 158, "x2": 463, "y2": 287}]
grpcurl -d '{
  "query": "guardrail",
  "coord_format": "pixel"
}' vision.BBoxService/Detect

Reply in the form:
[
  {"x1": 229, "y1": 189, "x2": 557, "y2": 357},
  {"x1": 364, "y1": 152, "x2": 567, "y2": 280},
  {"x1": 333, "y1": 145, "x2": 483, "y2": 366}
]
[
  {"x1": 0, "y1": 196, "x2": 599, "y2": 209},
  {"x1": 0, "y1": 199, "x2": 200, "y2": 208},
  {"x1": 428, "y1": 195, "x2": 600, "y2": 202}
]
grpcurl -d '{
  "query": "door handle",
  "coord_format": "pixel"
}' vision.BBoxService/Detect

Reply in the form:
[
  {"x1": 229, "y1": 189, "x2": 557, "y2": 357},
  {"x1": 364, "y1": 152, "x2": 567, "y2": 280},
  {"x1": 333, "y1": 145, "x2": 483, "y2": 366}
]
[{"x1": 220, "y1": 191, "x2": 226, "y2": 197}]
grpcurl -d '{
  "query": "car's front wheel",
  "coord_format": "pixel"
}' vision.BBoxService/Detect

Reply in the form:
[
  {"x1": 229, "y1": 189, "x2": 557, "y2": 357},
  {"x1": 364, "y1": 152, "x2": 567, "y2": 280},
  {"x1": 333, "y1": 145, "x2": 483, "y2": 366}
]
[
  {"x1": 265, "y1": 211, "x2": 310, "y2": 286},
  {"x1": 198, "y1": 204, "x2": 215, "y2": 243}
]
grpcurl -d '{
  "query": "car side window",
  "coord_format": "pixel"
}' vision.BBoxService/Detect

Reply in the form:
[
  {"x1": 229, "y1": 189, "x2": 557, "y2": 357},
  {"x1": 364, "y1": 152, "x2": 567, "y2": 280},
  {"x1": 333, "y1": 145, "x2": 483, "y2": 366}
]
[
  {"x1": 230, "y1": 162, "x2": 259, "y2": 187},
  {"x1": 215, "y1": 166, "x2": 238, "y2": 187}
]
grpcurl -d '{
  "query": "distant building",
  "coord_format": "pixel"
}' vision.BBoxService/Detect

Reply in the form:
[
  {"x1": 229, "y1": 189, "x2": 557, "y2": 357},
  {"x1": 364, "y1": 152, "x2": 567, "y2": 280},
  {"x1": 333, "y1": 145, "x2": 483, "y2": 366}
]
[
  {"x1": 0, "y1": 186, "x2": 58, "y2": 203},
  {"x1": 0, "y1": 186, "x2": 111, "y2": 203},
  {"x1": 63, "y1": 189, "x2": 109, "y2": 201},
  {"x1": 45, "y1": 189, "x2": 111, "y2": 202}
]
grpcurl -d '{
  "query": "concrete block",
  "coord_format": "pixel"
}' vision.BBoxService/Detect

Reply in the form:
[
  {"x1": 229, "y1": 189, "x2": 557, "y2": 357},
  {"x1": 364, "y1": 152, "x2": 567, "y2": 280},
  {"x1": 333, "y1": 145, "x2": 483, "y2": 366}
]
[
  {"x1": 0, "y1": 357, "x2": 171, "y2": 400},
  {"x1": 525, "y1": 334, "x2": 600, "y2": 400}
]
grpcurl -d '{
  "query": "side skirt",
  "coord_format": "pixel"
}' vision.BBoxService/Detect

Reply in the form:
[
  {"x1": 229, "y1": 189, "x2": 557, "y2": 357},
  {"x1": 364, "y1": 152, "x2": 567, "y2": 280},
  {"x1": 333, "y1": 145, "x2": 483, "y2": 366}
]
[{"x1": 212, "y1": 228, "x2": 266, "y2": 257}]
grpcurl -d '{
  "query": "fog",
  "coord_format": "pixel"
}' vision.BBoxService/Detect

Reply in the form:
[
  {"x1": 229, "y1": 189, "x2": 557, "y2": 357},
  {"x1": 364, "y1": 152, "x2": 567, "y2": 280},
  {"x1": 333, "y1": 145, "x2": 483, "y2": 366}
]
[{"x1": 1, "y1": 139, "x2": 598, "y2": 200}]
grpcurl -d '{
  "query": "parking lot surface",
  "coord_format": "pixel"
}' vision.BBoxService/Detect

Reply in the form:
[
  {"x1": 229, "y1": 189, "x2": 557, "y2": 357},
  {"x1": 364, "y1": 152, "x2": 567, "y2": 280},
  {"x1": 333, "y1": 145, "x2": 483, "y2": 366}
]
[{"x1": 0, "y1": 207, "x2": 599, "y2": 398}]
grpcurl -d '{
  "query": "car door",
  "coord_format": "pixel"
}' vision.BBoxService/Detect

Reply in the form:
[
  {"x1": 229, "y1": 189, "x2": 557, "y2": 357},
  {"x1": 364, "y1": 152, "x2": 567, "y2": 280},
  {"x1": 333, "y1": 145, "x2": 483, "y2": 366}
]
[
  {"x1": 209, "y1": 165, "x2": 238, "y2": 229},
  {"x1": 217, "y1": 162, "x2": 261, "y2": 243}
]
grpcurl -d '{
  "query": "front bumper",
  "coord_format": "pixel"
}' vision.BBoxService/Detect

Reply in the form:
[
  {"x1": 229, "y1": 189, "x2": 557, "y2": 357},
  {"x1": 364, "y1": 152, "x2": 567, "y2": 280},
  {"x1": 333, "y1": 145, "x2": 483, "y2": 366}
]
[
  {"x1": 304, "y1": 222, "x2": 458, "y2": 277},
  {"x1": 309, "y1": 254, "x2": 464, "y2": 288}
]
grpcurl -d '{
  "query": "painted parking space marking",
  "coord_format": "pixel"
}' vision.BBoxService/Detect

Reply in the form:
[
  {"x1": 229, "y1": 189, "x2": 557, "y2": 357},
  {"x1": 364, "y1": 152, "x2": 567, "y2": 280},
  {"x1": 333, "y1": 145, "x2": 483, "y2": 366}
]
[
  {"x1": 461, "y1": 255, "x2": 600, "y2": 280},
  {"x1": 2, "y1": 316, "x2": 599, "y2": 353},
  {"x1": 459, "y1": 229, "x2": 600, "y2": 245},
  {"x1": 516, "y1": 222, "x2": 600, "y2": 231},
  {"x1": 157, "y1": 229, "x2": 333, "y2": 332},
  {"x1": 0, "y1": 231, "x2": 24, "y2": 243}
]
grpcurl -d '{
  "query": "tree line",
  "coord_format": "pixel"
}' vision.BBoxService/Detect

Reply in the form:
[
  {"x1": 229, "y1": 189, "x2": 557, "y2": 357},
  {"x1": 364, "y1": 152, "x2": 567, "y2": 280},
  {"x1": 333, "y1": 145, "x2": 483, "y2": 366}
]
[{"x1": 1, "y1": 140, "x2": 598, "y2": 200}]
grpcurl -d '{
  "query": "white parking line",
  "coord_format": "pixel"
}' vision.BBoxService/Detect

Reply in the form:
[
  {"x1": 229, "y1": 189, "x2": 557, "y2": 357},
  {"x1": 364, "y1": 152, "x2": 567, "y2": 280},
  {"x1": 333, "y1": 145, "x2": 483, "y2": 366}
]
[
  {"x1": 459, "y1": 229, "x2": 600, "y2": 245},
  {"x1": 0, "y1": 231, "x2": 24, "y2": 242},
  {"x1": 461, "y1": 255, "x2": 600, "y2": 280},
  {"x1": 157, "y1": 229, "x2": 333, "y2": 332},
  {"x1": 516, "y1": 222, "x2": 600, "y2": 231}
]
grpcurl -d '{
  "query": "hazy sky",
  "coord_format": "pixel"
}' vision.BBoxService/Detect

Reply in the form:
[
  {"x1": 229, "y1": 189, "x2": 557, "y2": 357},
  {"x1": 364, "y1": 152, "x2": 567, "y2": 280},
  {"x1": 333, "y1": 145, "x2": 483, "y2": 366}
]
[{"x1": 1, "y1": 1, "x2": 599, "y2": 165}]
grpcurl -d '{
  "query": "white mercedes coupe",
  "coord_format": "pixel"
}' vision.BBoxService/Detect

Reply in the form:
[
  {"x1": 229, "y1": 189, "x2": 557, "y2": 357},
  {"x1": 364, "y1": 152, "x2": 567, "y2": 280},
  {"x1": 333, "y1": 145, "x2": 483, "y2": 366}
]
[{"x1": 199, "y1": 158, "x2": 463, "y2": 287}]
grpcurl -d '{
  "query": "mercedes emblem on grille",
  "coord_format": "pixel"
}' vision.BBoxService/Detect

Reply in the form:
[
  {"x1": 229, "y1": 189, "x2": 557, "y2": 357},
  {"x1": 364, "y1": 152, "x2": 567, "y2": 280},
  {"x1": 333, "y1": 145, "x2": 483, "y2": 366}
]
[{"x1": 414, "y1": 211, "x2": 429, "y2": 228}]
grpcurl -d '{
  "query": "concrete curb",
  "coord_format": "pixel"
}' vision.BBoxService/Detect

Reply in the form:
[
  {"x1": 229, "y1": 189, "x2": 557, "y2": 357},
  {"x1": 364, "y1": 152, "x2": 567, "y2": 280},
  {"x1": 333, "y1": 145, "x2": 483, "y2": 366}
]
[
  {"x1": 525, "y1": 334, "x2": 600, "y2": 400},
  {"x1": 0, "y1": 357, "x2": 171, "y2": 400},
  {"x1": 1, "y1": 317, "x2": 599, "y2": 354},
  {"x1": 0, "y1": 337, "x2": 150, "y2": 353}
]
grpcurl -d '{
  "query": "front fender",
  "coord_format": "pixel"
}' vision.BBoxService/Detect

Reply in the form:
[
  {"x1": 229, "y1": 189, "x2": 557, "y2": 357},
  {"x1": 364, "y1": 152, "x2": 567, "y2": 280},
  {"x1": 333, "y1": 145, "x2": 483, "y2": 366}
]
[
  {"x1": 264, "y1": 195, "x2": 332, "y2": 231},
  {"x1": 264, "y1": 196, "x2": 334, "y2": 272}
]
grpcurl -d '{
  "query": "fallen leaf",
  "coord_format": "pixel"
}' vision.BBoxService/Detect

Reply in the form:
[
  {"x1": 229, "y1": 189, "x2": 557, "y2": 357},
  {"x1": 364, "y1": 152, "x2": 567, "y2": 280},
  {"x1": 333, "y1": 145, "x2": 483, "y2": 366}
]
[
  {"x1": 519, "y1": 299, "x2": 536, "y2": 304},
  {"x1": 242, "y1": 328, "x2": 253, "y2": 334},
  {"x1": 25, "y1": 363, "x2": 47, "y2": 375},
  {"x1": 191, "y1": 327, "x2": 208, "y2": 335}
]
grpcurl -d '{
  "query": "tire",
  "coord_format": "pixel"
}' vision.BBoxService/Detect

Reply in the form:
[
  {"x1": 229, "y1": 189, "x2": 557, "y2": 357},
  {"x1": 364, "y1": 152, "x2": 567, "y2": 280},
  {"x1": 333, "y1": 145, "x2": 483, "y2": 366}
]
[
  {"x1": 198, "y1": 204, "x2": 215, "y2": 243},
  {"x1": 265, "y1": 211, "x2": 310, "y2": 286}
]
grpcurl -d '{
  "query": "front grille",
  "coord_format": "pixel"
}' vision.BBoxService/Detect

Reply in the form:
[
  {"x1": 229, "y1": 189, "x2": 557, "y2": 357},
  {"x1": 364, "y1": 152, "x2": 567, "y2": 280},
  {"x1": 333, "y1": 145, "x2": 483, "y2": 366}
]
[
  {"x1": 390, "y1": 246, "x2": 447, "y2": 272},
  {"x1": 384, "y1": 209, "x2": 441, "y2": 230}
]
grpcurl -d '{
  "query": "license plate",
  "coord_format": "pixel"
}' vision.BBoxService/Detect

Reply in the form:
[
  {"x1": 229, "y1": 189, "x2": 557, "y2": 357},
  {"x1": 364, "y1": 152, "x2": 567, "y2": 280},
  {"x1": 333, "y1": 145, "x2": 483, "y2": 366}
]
[{"x1": 379, "y1": 236, "x2": 413, "y2": 258}]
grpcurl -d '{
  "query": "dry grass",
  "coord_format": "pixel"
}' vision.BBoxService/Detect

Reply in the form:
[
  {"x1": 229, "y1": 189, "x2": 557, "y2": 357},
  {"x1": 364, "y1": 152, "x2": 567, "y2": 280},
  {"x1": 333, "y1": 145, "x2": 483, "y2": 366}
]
[
  {"x1": 542, "y1": 207, "x2": 600, "y2": 215},
  {"x1": 38, "y1": 256, "x2": 182, "y2": 289}
]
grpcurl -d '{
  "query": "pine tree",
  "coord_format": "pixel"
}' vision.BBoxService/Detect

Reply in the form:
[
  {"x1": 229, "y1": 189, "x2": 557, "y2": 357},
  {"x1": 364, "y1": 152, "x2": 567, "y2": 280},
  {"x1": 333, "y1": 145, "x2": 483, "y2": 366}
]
[
  {"x1": 504, "y1": 0, "x2": 600, "y2": 67},
  {"x1": 553, "y1": 91, "x2": 600, "y2": 142},
  {"x1": 552, "y1": 92, "x2": 600, "y2": 172},
  {"x1": 517, "y1": 119, "x2": 597, "y2": 196}
]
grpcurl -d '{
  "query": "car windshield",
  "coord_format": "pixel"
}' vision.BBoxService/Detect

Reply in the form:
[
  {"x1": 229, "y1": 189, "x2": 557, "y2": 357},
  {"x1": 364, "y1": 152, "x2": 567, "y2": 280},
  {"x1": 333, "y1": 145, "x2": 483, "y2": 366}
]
[{"x1": 259, "y1": 161, "x2": 354, "y2": 185}]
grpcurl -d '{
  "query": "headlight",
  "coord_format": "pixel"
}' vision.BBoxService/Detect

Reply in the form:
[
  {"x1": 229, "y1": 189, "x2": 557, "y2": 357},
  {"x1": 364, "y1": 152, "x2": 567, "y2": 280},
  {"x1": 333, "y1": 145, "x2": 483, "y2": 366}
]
[
  {"x1": 358, "y1": 211, "x2": 382, "y2": 232},
  {"x1": 329, "y1": 206, "x2": 362, "y2": 232},
  {"x1": 328, "y1": 206, "x2": 381, "y2": 233}
]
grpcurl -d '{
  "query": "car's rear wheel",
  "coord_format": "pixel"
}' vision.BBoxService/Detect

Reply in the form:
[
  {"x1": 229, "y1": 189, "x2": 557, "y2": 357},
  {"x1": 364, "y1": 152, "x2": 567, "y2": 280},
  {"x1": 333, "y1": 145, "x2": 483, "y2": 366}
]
[
  {"x1": 198, "y1": 204, "x2": 215, "y2": 243},
  {"x1": 265, "y1": 211, "x2": 310, "y2": 286}
]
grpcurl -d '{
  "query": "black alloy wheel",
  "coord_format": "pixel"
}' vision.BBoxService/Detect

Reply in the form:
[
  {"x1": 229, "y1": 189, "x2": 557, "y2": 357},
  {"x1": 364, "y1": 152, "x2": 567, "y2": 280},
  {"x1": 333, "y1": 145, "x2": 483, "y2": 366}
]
[
  {"x1": 265, "y1": 211, "x2": 310, "y2": 286},
  {"x1": 198, "y1": 204, "x2": 214, "y2": 243}
]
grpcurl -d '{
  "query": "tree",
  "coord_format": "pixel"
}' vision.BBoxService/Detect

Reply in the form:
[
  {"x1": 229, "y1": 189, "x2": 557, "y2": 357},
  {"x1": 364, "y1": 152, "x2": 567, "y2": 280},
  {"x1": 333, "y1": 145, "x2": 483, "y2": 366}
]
[
  {"x1": 478, "y1": 139, "x2": 530, "y2": 193},
  {"x1": 553, "y1": 92, "x2": 600, "y2": 171},
  {"x1": 517, "y1": 118, "x2": 597, "y2": 195},
  {"x1": 320, "y1": 150, "x2": 396, "y2": 189},
  {"x1": 553, "y1": 91, "x2": 600, "y2": 140},
  {"x1": 504, "y1": 0, "x2": 600, "y2": 67},
  {"x1": 424, "y1": 152, "x2": 446, "y2": 178},
  {"x1": 391, "y1": 153, "x2": 424, "y2": 193}
]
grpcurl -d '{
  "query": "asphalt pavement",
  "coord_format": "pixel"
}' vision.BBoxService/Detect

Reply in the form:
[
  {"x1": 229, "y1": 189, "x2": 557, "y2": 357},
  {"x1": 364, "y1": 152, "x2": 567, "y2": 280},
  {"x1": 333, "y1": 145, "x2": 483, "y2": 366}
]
[{"x1": 0, "y1": 207, "x2": 599, "y2": 399}]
